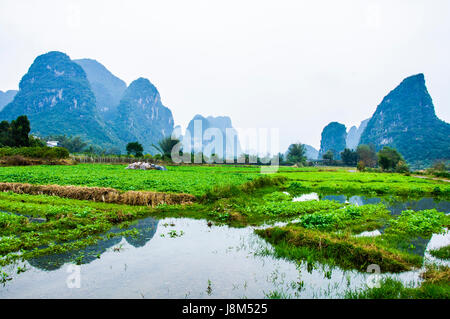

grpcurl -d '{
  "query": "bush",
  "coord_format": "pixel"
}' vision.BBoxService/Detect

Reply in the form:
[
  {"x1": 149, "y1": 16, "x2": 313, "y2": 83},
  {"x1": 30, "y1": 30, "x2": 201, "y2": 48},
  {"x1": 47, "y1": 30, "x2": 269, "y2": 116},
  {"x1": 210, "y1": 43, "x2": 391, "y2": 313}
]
[
  {"x1": 357, "y1": 160, "x2": 365, "y2": 172},
  {"x1": 0, "y1": 147, "x2": 69, "y2": 159},
  {"x1": 396, "y1": 161, "x2": 410, "y2": 173},
  {"x1": 378, "y1": 146, "x2": 404, "y2": 171}
]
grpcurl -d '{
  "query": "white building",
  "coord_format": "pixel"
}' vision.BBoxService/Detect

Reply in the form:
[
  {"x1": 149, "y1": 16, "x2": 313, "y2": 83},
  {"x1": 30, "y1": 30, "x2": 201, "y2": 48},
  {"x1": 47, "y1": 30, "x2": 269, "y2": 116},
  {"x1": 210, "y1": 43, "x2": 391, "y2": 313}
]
[{"x1": 46, "y1": 141, "x2": 59, "y2": 148}]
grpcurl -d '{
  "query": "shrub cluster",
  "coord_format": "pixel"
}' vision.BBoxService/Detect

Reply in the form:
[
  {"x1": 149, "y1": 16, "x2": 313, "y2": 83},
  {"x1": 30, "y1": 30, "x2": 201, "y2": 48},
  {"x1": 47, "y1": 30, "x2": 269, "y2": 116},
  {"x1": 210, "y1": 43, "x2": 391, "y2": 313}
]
[{"x1": 0, "y1": 146, "x2": 69, "y2": 159}]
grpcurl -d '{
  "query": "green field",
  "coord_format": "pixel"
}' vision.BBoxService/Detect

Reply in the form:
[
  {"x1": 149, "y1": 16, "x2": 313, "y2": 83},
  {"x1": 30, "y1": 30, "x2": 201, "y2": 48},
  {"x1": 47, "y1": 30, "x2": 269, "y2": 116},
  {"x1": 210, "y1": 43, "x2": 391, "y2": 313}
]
[{"x1": 0, "y1": 164, "x2": 448, "y2": 197}]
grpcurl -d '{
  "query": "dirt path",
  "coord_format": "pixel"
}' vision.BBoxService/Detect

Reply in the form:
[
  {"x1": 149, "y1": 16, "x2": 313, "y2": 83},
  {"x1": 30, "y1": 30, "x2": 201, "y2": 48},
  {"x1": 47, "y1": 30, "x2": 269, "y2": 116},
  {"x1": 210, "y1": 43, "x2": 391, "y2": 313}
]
[{"x1": 413, "y1": 175, "x2": 450, "y2": 183}]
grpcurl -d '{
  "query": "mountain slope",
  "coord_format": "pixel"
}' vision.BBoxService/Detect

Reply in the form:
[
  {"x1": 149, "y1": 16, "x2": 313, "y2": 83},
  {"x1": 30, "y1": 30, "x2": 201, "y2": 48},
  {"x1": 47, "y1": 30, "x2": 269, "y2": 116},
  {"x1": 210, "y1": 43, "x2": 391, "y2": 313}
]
[
  {"x1": 0, "y1": 90, "x2": 18, "y2": 111},
  {"x1": 304, "y1": 144, "x2": 319, "y2": 160},
  {"x1": 360, "y1": 73, "x2": 450, "y2": 165},
  {"x1": 114, "y1": 77, "x2": 174, "y2": 153},
  {"x1": 185, "y1": 115, "x2": 241, "y2": 159},
  {"x1": 346, "y1": 118, "x2": 369, "y2": 150},
  {"x1": 0, "y1": 51, "x2": 117, "y2": 147},
  {"x1": 318, "y1": 122, "x2": 347, "y2": 160},
  {"x1": 74, "y1": 59, "x2": 126, "y2": 121}
]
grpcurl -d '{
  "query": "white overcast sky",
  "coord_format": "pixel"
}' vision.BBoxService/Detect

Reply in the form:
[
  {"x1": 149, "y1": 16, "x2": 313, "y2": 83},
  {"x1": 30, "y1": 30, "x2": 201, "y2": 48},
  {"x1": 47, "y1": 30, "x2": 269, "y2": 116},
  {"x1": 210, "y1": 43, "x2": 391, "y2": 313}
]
[{"x1": 0, "y1": 0, "x2": 449, "y2": 151}]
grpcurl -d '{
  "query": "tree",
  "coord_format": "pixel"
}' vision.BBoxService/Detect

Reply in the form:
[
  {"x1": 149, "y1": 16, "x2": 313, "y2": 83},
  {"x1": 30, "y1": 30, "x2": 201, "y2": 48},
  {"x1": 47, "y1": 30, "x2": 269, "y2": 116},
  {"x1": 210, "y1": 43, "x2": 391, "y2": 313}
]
[
  {"x1": 277, "y1": 152, "x2": 285, "y2": 164},
  {"x1": 340, "y1": 148, "x2": 358, "y2": 166},
  {"x1": 126, "y1": 142, "x2": 144, "y2": 157},
  {"x1": 46, "y1": 135, "x2": 88, "y2": 153},
  {"x1": 377, "y1": 146, "x2": 404, "y2": 171},
  {"x1": 286, "y1": 143, "x2": 306, "y2": 165},
  {"x1": 0, "y1": 115, "x2": 32, "y2": 147},
  {"x1": 0, "y1": 120, "x2": 11, "y2": 147},
  {"x1": 152, "y1": 137, "x2": 181, "y2": 159},
  {"x1": 356, "y1": 144, "x2": 377, "y2": 168},
  {"x1": 29, "y1": 135, "x2": 45, "y2": 147},
  {"x1": 396, "y1": 160, "x2": 410, "y2": 173},
  {"x1": 322, "y1": 150, "x2": 334, "y2": 165},
  {"x1": 10, "y1": 115, "x2": 31, "y2": 147}
]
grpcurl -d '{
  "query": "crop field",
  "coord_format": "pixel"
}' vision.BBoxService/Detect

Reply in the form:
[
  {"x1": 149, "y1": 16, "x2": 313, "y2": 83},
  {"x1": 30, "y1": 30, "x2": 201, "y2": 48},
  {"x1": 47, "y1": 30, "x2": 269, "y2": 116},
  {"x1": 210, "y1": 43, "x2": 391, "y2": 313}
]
[
  {"x1": 0, "y1": 164, "x2": 448, "y2": 197},
  {"x1": 0, "y1": 164, "x2": 262, "y2": 195}
]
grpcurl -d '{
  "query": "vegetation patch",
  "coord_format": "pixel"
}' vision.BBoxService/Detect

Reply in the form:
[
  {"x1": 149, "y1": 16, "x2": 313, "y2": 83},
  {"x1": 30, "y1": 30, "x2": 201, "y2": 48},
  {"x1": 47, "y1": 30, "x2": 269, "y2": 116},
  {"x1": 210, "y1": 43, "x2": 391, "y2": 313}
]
[
  {"x1": 429, "y1": 245, "x2": 450, "y2": 260},
  {"x1": 0, "y1": 192, "x2": 154, "y2": 265},
  {"x1": 384, "y1": 209, "x2": 449, "y2": 238},
  {"x1": 345, "y1": 265, "x2": 450, "y2": 299},
  {"x1": 281, "y1": 171, "x2": 450, "y2": 198},
  {"x1": 255, "y1": 225, "x2": 421, "y2": 273},
  {"x1": 296, "y1": 203, "x2": 390, "y2": 233}
]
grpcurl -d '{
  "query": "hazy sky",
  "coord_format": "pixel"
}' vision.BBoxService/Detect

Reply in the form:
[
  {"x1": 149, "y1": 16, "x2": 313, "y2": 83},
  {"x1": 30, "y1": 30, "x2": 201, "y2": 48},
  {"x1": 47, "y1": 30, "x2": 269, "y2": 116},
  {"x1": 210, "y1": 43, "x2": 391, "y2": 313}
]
[{"x1": 1, "y1": 0, "x2": 449, "y2": 151}]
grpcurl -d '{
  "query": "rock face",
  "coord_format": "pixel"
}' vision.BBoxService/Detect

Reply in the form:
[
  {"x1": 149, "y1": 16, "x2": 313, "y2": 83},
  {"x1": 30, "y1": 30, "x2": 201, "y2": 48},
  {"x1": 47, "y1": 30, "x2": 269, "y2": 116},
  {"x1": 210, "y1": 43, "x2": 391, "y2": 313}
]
[
  {"x1": 304, "y1": 144, "x2": 319, "y2": 160},
  {"x1": 114, "y1": 78, "x2": 174, "y2": 153},
  {"x1": 185, "y1": 115, "x2": 241, "y2": 159},
  {"x1": 318, "y1": 122, "x2": 347, "y2": 160},
  {"x1": 74, "y1": 59, "x2": 127, "y2": 121},
  {"x1": 346, "y1": 118, "x2": 370, "y2": 150},
  {"x1": 360, "y1": 73, "x2": 450, "y2": 165},
  {"x1": 0, "y1": 51, "x2": 177, "y2": 153},
  {"x1": 0, "y1": 51, "x2": 117, "y2": 147},
  {"x1": 0, "y1": 90, "x2": 18, "y2": 111}
]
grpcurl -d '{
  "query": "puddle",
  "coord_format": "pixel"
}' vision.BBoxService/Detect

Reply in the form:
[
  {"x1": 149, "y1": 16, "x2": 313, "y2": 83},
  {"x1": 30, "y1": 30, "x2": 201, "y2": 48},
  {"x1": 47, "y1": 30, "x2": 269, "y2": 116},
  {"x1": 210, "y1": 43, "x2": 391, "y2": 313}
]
[
  {"x1": 354, "y1": 230, "x2": 382, "y2": 237},
  {"x1": 0, "y1": 210, "x2": 46, "y2": 224},
  {"x1": 292, "y1": 193, "x2": 450, "y2": 215}
]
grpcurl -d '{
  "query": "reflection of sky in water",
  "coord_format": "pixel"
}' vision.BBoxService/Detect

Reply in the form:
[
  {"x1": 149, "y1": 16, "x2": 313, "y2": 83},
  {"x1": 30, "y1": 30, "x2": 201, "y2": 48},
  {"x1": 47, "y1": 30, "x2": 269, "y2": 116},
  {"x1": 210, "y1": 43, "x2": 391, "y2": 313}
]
[
  {"x1": 292, "y1": 193, "x2": 450, "y2": 257},
  {"x1": 0, "y1": 217, "x2": 429, "y2": 299},
  {"x1": 293, "y1": 193, "x2": 450, "y2": 215}
]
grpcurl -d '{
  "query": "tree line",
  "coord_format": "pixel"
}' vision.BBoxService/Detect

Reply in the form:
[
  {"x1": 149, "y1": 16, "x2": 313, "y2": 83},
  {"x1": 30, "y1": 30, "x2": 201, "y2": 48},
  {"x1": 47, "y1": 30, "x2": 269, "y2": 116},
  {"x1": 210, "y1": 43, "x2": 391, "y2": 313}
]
[{"x1": 0, "y1": 115, "x2": 44, "y2": 147}]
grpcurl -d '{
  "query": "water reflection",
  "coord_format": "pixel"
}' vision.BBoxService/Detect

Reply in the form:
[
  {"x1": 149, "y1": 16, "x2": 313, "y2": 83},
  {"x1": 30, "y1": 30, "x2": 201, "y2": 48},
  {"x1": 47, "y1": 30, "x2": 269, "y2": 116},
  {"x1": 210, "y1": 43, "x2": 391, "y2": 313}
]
[
  {"x1": 28, "y1": 218, "x2": 159, "y2": 271},
  {"x1": 0, "y1": 218, "x2": 424, "y2": 299},
  {"x1": 292, "y1": 193, "x2": 450, "y2": 258},
  {"x1": 293, "y1": 193, "x2": 450, "y2": 215}
]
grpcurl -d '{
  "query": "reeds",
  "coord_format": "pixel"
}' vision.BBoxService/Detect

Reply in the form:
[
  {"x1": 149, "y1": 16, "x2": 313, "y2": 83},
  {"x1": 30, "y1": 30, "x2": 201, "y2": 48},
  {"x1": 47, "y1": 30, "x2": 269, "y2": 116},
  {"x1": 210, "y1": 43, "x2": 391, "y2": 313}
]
[{"x1": 0, "y1": 182, "x2": 195, "y2": 206}]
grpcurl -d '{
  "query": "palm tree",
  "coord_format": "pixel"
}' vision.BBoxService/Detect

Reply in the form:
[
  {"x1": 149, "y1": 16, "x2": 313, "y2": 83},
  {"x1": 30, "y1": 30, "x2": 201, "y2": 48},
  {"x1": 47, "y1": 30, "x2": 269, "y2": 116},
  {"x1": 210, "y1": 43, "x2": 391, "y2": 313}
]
[{"x1": 152, "y1": 137, "x2": 181, "y2": 159}]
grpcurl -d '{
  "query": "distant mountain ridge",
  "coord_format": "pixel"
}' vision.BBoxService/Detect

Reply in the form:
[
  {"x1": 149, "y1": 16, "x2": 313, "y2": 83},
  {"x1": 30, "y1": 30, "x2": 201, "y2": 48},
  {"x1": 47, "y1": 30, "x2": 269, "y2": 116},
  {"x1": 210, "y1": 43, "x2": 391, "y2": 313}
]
[
  {"x1": 74, "y1": 59, "x2": 127, "y2": 121},
  {"x1": 0, "y1": 90, "x2": 18, "y2": 111},
  {"x1": 114, "y1": 77, "x2": 174, "y2": 153},
  {"x1": 0, "y1": 51, "x2": 118, "y2": 147},
  {"x1": 346, "y1": 118, "x2": 369, "y2": 150},
  {"x1": 360, "y1": 73, "x2": 450, "y2": 165},
  {"x1": 185, "y1": 114, "x2": 241, "y2": 159},
  {"x1": 0, "y1": 51, "x2": 175, "y2": 153},
  {"x1": 318, "y1": 122, "x2": 347, "y2": 160},
  {"x1": 304, "y1": 144, "x2": 319, "y2": 160}
]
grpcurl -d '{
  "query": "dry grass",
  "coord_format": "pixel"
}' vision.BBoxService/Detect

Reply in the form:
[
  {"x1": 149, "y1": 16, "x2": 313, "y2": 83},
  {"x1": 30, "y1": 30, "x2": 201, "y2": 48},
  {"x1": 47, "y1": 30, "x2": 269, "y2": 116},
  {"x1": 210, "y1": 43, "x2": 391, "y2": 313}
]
[
  {"x1": 421, "y1": 265, "x2": 450, "y2": 284},
  {"x1": 0, "y1": 182, "x2": 195, "y2": 206},
  {"x1": 0, "y1": 156, "x2": 75, "y2": 166}
]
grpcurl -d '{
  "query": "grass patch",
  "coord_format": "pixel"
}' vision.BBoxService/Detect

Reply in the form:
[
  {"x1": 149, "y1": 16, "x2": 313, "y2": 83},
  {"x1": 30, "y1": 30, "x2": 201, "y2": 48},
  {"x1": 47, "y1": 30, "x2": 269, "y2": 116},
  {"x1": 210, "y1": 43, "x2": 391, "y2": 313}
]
[
  {"x1": 429, "y1": 245, "x2": 450, "y2": 260},
  {"x1": 345, "y1": 265, "x2": 450, "y2": 299},
  {"x1": 255, "y1": 225, "x2": 422, "y2": 273}
]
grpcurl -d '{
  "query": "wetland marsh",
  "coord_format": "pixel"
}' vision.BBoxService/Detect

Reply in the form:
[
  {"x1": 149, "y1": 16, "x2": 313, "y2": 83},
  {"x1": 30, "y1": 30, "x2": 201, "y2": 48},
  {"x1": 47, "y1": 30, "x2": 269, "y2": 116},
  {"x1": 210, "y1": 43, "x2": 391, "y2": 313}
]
[{"x1": 0, "y1": 164, "x2": 448, "y2": 298}]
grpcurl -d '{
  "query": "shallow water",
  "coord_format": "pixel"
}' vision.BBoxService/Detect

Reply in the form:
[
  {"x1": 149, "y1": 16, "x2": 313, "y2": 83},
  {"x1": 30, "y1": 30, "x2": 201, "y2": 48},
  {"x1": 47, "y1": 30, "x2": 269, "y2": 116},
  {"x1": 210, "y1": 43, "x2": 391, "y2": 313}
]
[
  {"x1": 292, "y1": 193, "x2": 450, "y2": 256},
  {"x1": 292, "y1": 193, "x2": 450, "y2": 215},
  {"x1": 1, "y1": 215, "x2": 448, "y2": 298}
]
